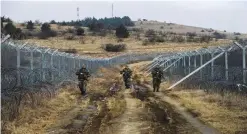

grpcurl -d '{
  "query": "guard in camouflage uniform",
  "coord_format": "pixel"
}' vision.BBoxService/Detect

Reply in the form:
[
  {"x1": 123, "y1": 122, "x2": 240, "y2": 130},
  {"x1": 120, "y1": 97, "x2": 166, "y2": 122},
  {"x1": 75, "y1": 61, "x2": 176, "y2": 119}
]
[
  {"x1": 120, "y1": 65, "x2": 132, "y2": 89},
  {"x1": 151, "y1": 66, "x2": 163, "y2": 92},
  {"x1": 76, "y1": 65, "x2": 91, "y2": 96}
]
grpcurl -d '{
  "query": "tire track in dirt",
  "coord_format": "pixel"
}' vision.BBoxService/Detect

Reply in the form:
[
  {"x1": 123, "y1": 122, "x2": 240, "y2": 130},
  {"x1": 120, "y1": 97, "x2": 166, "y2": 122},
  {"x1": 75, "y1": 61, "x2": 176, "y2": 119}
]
[
  {"x1": 154, "y1": 92, "x2": 221, "y2": 134},
  {"x1": 108, "y1": 90, "x2": 150, "y2": 134}
]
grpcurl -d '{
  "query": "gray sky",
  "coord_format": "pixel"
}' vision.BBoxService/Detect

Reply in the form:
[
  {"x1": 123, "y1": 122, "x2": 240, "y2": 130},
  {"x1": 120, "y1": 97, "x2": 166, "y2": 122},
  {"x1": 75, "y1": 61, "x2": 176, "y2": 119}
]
[{"x1": 1, "y1": 0, "x2": 247, "y2": 33}]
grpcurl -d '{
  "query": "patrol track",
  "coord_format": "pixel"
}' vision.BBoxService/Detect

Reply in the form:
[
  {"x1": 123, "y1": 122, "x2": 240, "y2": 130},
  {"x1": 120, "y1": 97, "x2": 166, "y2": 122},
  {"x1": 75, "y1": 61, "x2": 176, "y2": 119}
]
[
  {"x1": 130, "y1": 61, "x2": 221, "y2": 134},
  {"x1": 107, "y1": 90, "x2": 150, "y2": 134},
  {"x1": 154, "y1": 92, "x2": 220, "y2": 134}
]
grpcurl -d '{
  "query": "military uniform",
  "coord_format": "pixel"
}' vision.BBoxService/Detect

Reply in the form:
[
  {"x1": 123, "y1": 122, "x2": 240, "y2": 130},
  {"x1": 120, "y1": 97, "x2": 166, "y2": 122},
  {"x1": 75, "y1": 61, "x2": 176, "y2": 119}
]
[
  {"x1": 120, "y1": 66, "x2": 132, "y2": 89},
  {"x1": 76, "y1": 66, "x2": 90, "y2": 95},
  {"x1": 151, "y1": 67, "x2": 163, "y2": 92}
]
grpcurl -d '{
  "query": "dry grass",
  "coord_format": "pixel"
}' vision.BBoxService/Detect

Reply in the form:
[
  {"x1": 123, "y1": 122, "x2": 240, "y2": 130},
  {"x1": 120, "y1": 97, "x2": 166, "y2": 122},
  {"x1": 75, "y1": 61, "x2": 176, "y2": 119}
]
[
  {"x1": 21, "y1": 33, "x2": 231, "y2": 58},
  {"x1": 2, "y1": 87, "x2": 82, "y2": 134},
  {"x1": 168, "y1": 89, "x2": 247, "y2": 134},
  {"x1": 2, "y1": 67, "x2": 126, "y2": 134},
  {"x1": 106, "y1": 94, "x2": 126, "y2": 118}
]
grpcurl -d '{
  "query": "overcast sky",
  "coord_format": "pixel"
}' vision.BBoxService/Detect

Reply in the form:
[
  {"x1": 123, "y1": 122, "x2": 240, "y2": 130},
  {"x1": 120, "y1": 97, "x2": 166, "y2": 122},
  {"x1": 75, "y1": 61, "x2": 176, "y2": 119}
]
[{"x1": 1, "y1": 0, "x2": 247, "y2": 33}]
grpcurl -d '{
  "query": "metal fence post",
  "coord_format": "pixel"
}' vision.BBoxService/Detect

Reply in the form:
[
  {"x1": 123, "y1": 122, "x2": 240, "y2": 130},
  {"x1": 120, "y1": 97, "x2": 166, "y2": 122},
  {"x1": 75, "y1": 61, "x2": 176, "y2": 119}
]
[
  {"x1": 16, "y1": 47, "x2": 21, "y2": 86},
  {"x1": 200, "y1": 54, "x2": 203, "y2": 80},
  {"x1": 225, "y1": 52, "x2": 229, "y2": 81},
  {"x1": 243, "y1": 48, "x2": 246, "y2": 84},
  {"x1": 194, "y1": 55, "x2": 197, "y2": 68},
  {"x1": 211, "y1": 53, "x2": 214, "y2": 80}
]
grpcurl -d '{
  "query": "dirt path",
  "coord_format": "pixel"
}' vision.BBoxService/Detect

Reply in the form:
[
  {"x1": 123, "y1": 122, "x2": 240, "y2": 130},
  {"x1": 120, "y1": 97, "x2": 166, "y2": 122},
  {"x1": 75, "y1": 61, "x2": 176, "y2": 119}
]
[
  {"x1": 109, "y1": 90, "x2": 150, "y2": 134},
  {"x1": 154, "y1": 92, "x2": 221, "y2": 134}
]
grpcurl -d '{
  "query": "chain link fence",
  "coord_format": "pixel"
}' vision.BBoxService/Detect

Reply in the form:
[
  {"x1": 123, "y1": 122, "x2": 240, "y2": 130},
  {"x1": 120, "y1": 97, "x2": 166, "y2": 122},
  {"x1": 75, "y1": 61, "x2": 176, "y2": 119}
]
[
  {"x1": 1, "y1": 34, "x2": 172, "y2": 120},
  {"x1": 144, "y1": 41, "x2": 247, "y2": 93}
]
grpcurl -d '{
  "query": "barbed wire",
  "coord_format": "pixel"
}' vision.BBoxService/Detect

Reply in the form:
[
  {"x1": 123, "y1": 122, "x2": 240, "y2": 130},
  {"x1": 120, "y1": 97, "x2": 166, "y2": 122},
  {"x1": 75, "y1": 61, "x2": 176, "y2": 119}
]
[{"x1": 144, "y1": 41, "x2": 247, "y2": 92}]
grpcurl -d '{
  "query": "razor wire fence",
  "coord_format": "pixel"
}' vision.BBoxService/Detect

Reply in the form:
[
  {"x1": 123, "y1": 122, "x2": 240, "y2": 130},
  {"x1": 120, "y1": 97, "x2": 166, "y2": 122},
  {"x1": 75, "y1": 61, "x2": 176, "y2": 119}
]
[
  {"x1": 1, "y1": 34, "x2": 171, "y2": 121},
  {"x1": 1, "y1": 34, "x2": 172, "y2": 93},
  {"x1": 144, "y1": 41, "x2": 247, "y2": 93}
]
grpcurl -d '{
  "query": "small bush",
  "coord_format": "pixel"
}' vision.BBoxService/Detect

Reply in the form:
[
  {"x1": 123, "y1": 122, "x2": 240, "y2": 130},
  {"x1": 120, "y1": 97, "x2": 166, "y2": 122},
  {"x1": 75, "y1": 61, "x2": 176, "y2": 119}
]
[
  {"x1": 102, "y1": 43, "x2": 126, "y2": 52},
  {"x1": 63, "y1": 48, "x2": 77, "y2": 54},
  {"x1": 41, "y1": 23, "x2": 51, "y2": 32},
  {"x1": 170, "y1": 27, "x2": 173, "y2": 29},
  {"x1": 145, "y1": 29, "x2": 156, "y2": 37},
  {"x1": 79, "y1": 37, "x2": 85, "y2": 44},
  {"x1": 213, "y1": 32, "x2": 226, "y2": 39},
  {"x1": 4, "y1": 22, "x2": 17, "y2": 35},
  {"x1": 37, "y1": 30, "x2": 57, "y2": 39},
  {"x1": 160, "y1": 26, "x2": 164, "y2": 29},
  {"x1": 65, "y1": 35, "x2": 75, "y2": 40},
  {"x1": 235, "y1": 36, "x2": 239, "y2": 41},
  {"x1": 67, "y1": 28, "x2": 75, "y2": 33},
  {"x1": 76, "y1": 27, "x2": 84, "y2": 35},
  {"x1": 135, "y1": 33, "x2": 141, "y2": 40},
  {"x1": 186, "y1": 32, "x2": 197, "y2": 37},
  {"x1": 234, "y1": 32, "x2": 241, "y2": 35},
  {"x1": 200, "y1": 35, "x2": 211, "y2": 43},
  {"x1": 23, "y1": 31, "x2": 33, "y2": 38},
  {"x1": 91, "y1": 39, "x2": 96, "y2": 44},
  {"x1": 50, "y1": 20, "x2": 56, "y2": 24},
  {"x1": 171, "y1": 35, "x2": 185, "y2": 43},
  {"x1": 115, "y1": 24, "x2": 129, "y2": 38},
  {"x1": 117, "y1": 38, "x2": 123, "y2": 42},
  {"x1": 26, "y1": 20, "x2": 34, "y2": 30},
  {"x1": 155, "y1": 36, "x2": 165, "y2": 42},
  {"x1": 142, "y1": 40, "x2": 149, "y2": 46},
  {"x1": 98, "y1": 29, "x2": 107, "y2": 37},
  {"x1": 148, "y1": 36, "x2": 156, "y2": 43},
  {"x1": 224, "y1": 30, "x2": 226, "y2": 32},
  {"x1": 201, "y1": 30, "x2": 205, "y2": 32}
]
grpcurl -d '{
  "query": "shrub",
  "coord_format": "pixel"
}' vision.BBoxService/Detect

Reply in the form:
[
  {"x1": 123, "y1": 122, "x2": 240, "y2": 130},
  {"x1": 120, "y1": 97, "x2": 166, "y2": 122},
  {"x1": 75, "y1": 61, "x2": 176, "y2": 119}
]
[
  {"x1": 170, "y1": 27, "x2": 173, "y2": 29},
  {"x1": 234, "y1": 32, "x2": 241, "y2": 35},
  {"x1": 160, "y1": 26, "x2": 164, "y2": 29},
  {"x1": 171, "y1": 35, "x2": 185, "y2": 43},
  {"x1": 26, "y1": 20, "x2": 34, "y2": 30},
  {"x1": 235, "y1": 36, "x2": 239, "y2": 41},
  {"x1": 65, "y1": 35, "x2": 75, "y2": 40},
  {"x1": 37, "y1": 30, "x2": 57, "y2": 39},
  {"x1": 186, "y1": 32, "x2": 197, "y2": 37},
  {"x1": 4, "y1": 22, "x2": 16, "y2": 35},
  {"x1": 201, "y1": 30, "x2": 205, "y2": 32},
  {"x1": 142, "y1": 40, "x2": 149, "y2": 46},
  {"x1": 145, "y1": 29, "x2": 156, "y2": 37},
  {"x1": 115, "y1": 24, "x2": 129, "y2": 38},
  {"x1": 102, "y1": 43, "x2": 126, "y2": 52},
  {"x1": 23, "y1": 31, "x2": 33, "y2": 38},
  {"x1": 200, "y1": 35, "x2": 211, "y2": 43},
  {"x1": 50, "y1": 20, "x2": 56, "y2": 24},
  {"x1": 148, "y1": 36, "x2": 156, "y2": 43},
  {"x1": 177, "y1": 36, "x2": 185, "y2": 42},
  {"x1": 98, "y1": 29, "x2": 107, "y2": 37},
  {"x1": 41, "y1": 23, "x2": 51, "y2": 32},
  {"x1": 13, "y1": 28, "x2": 26, "y2": 40},
  {"x1": 76, "y1": 27, "x2": 84, "y2": 35},
  {"x1": 91, "y1": 39, "x2": 96, "y2": 44},
  {"x1": 117, "y1": 38, "x2": 123, "y2": 42},
  {"x1": 213, "y1": 32, "x2": 226, "y2": 39},
  {"x1": 67, "y1": 28, "x2": 75, "y2": 33},
  {"x1": 155, "y1": 36, "x2": 165, "y2": 42},
  {"x1": 224, "y1": 30, "x2": 226, "y2": 32},
  {"x1": 1, "y1": 20, "x2": 3, "y2": 31}
]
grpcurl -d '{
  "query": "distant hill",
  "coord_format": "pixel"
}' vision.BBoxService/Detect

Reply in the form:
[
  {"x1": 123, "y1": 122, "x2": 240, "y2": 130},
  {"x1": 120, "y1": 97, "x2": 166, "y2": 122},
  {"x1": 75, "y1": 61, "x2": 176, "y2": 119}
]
[{"x1": 129, "y1": 21, "x2": 247, "y2": 40}]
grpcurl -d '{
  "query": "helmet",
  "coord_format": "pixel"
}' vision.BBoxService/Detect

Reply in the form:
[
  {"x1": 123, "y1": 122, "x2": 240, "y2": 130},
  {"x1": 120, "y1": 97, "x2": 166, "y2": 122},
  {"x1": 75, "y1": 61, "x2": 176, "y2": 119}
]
[{"x1": 81, "y1": 64, "x2": 86, "y2": 68}]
